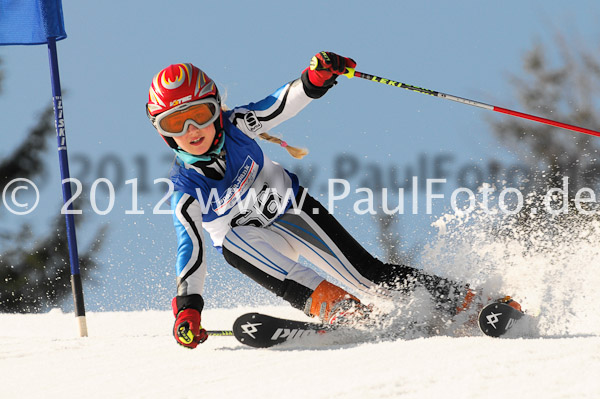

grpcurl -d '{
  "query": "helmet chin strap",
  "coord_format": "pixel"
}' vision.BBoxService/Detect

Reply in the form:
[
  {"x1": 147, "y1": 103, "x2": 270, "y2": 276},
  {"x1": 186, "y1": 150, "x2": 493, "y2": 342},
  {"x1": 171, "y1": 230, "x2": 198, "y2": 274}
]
[{"x1": 173, "y1": 127, "x2": 225, "y2": 164}]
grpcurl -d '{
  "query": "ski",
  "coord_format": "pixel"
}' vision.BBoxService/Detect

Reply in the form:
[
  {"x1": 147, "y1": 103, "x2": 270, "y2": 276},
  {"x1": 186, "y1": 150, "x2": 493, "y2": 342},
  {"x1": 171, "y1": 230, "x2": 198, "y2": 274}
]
[
  {"x1": 230, "y1": 302, "x2": 534, "y2": 347},
  {"x1": 232, "y1": 312, "x2": 335, "y2": 348},
  {"x1": 478, "y1": 301, "x2": 525, "y2": 337}
]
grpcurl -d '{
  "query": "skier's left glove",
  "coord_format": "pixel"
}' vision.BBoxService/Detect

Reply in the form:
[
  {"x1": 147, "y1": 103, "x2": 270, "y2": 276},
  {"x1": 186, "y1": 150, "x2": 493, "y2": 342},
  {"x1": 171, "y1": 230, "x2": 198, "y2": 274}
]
[
  {"x1": 301, "y1": 51, "x2": 356, "y2": 98},
  {"x1": 307, "y1": 51, "x2": 356, "y2": 87},
  {"x1": 172, "y1": 294, "x2": 208, "y2": 349}
]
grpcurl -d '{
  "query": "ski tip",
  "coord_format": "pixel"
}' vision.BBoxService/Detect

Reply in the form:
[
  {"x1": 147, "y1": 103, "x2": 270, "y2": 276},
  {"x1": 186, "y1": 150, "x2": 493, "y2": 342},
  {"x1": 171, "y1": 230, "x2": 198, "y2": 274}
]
[{"x1": 478, "y1": 302, "x2": 524, "y2": 338}]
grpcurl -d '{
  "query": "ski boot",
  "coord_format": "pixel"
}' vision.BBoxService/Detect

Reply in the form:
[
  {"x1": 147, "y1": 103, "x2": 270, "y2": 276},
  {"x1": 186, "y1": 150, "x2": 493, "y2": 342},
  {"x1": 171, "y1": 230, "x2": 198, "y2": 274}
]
[
  {"x1": 456, "y1": 289, "x2": 522, "y2": 315},
  {"x1": 495, "y1": 295, "x2": 522, "y2": 311},
  {"x1": 304, "y1": 280, "x2": 372, "y2": 326},
  {"x1": 455, "y1": 288, "x2": 479, "y2": 315}
]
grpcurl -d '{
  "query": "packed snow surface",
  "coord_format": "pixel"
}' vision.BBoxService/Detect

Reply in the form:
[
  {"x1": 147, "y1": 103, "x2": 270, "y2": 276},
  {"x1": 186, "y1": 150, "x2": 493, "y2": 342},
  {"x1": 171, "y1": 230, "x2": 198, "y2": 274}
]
[
  {"x1": 3, "y1": 204, "x2": 600, "y2": 398},
  {"x1": 1, "y1": 306, "x2": 598, "y2": 399}
]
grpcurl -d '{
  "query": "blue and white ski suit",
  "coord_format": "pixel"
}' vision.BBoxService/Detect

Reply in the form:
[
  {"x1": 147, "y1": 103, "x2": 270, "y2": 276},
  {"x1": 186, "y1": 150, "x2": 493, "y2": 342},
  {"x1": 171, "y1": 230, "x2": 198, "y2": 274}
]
[{"x1": 168, "y1": 73, "x2": 464, "y2": 313}]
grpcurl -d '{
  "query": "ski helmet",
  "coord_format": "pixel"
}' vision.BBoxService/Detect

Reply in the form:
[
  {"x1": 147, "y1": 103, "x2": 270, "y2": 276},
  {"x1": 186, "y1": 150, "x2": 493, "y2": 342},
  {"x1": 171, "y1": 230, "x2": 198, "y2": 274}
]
[{"x1": 146, "y1": 63, "x2": 223, "y2": 150}]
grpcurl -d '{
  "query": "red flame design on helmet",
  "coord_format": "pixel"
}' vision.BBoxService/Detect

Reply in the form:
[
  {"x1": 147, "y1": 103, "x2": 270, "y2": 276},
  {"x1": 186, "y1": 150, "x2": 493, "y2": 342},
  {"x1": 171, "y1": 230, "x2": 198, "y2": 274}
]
[{"x1": 147, "y1": 63, "x2": 219, "y2": 116}]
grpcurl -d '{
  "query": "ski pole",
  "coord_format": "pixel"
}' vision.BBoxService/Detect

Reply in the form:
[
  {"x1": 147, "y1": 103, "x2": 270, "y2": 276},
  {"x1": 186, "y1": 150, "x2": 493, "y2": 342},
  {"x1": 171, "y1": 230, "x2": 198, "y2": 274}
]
[
  {"x1": 344, "y1": 68, "x2": 600, "y2": 138},
  {"x1": 206, "y1": 330, "x2": 234, "y2": 336},
  {"x1": 189, "y1": 330, "x2": 234, "y2": 344}
]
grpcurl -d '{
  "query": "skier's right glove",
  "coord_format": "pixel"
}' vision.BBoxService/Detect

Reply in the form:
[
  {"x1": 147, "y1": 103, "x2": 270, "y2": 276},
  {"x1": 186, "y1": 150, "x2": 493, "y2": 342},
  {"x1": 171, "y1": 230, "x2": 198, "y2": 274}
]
[{"x1": 172, "y1": 294, "x2": 208, "y2": 349}]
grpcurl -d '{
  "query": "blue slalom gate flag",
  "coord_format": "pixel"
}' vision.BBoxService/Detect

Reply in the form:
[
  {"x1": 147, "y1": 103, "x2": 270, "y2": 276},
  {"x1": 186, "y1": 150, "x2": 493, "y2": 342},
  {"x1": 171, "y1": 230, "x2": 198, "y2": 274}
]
[
  {"x1": 0, "y1": 0, "x2": 87, "y2": 337},
  {"x1": 0, "y1": 0, "x2": 67, "y2": 45}
]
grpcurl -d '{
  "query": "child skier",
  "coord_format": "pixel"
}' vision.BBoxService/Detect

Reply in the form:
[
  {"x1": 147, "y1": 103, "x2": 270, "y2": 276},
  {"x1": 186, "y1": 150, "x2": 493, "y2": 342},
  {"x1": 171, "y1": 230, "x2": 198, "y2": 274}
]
[{"x1": 146, "y1": 52, "x2": 507, "y2": 349}]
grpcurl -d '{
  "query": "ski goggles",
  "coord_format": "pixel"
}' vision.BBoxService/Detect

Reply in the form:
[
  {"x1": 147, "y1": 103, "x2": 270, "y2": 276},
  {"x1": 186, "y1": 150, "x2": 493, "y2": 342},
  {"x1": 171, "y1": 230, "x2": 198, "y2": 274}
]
[{"x1": 153, "y1": 98, "x2": 220, "y2": 137}]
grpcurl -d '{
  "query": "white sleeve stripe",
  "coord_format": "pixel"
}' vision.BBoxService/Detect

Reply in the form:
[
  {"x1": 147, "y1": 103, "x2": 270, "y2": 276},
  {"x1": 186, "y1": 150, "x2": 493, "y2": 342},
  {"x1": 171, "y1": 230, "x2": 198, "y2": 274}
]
[
  {"x1": 229, "y1": 79, "x2": 312, "y2": 137},
  {"x1": 255, "y1": 81, "x2": 311, "y2": 122},
  {"x1": 175, "y1": 194, "x2": 205, "y2": 282}
]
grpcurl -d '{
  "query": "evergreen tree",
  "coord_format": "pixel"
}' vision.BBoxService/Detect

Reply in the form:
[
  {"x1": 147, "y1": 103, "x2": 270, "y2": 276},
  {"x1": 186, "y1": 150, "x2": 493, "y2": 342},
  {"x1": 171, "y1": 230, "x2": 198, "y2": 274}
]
[
  {"x1": 486, "y1": 33, "x2": 600, "y2": 249},
  {"x1": 0, "y1": 58, "x2": 105, "y2": 313},
  {"x1": 489, "y1": 34, "x2": 600, "y2": 196}
]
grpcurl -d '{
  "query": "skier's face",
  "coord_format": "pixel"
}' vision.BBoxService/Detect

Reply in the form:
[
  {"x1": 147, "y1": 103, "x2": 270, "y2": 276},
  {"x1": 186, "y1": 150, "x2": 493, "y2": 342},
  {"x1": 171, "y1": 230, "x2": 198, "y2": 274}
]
[{"x1": 173, "y1": 123, "x2": 216, "y2": 155}]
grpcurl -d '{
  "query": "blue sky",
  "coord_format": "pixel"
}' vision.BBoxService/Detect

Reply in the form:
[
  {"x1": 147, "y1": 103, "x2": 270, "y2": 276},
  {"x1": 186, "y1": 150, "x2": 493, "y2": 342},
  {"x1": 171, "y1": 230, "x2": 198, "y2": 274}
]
[{"x1": 1, "y1": 1, "x2": 600, "y2": 311}]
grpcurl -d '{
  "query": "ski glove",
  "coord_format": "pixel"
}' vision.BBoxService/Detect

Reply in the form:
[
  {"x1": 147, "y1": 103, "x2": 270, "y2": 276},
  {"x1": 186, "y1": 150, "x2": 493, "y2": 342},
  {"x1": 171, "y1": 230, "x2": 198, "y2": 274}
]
[
  {"x1": 172, "y1": 295, "x2": 208, "y2": 349},
  {"x1": 307, "y1": 51, "x2": 356, "y2": 88}
]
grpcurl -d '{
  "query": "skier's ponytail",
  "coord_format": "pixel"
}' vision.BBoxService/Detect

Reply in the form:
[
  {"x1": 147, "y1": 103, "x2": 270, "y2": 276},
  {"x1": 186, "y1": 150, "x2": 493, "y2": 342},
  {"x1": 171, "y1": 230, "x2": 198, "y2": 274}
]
[
  {"x1": 221, "y1": 102, "x2": 308, "y2": 159},
  {"x1": 258, "y1": 132, "x2": 308, "y2": 159}
]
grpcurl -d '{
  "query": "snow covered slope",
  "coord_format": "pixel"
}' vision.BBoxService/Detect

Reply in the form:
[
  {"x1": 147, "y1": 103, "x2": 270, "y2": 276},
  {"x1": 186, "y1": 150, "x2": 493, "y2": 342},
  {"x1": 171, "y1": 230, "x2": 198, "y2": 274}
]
[
  {"x1": 1, "y1": 306, "x2": 598, "y2": 399},
  {"x1": 4, "y1": 204, "x2": 600, "y2": 398}
]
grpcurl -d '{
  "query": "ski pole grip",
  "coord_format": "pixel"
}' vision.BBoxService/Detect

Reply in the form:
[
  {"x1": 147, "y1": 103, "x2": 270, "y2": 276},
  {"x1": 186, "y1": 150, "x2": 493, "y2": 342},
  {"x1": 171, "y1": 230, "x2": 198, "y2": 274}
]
[{"x1": 343, "y1": 67, "x2": 356, "y2": 79}]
